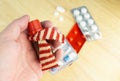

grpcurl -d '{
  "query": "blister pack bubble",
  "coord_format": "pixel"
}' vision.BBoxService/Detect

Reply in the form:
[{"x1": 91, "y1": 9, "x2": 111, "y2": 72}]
[
  {"x1": 71, "y1": 6, "x2": 102, "y2": 41},
  {"x1": 50, "y1": 39, "x2": 78, "y2": 74}
]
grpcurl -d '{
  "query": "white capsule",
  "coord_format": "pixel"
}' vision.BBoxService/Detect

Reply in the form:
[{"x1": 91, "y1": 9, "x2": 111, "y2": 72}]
[
  {"x1": 88, "y1": 19, "x2": 94, "y2": 25},
  {"x1": 54, "y1": 11, "x2": 59, "y2": 17},
  {"x1": 80, "y1": 21, "x2": 86, "y2": 27},
  {"x1": 76, "y1": 15, "x2": 83, "y2": 21},
  {"x1": 91, "y1": 24, "x2": 98, "y2": 32},
  {"x1": 81, "y1": 7, "x2": 87, "y2": 14},
  {"x1": 73, "y1": 9, "x2": 80, "y2": 16},
  {"x1": 84, "y1": 13, "x2": 90, "y2": 19},
  {"x1": 56, "y1": 6, "x2": 65, "y2": 13}
]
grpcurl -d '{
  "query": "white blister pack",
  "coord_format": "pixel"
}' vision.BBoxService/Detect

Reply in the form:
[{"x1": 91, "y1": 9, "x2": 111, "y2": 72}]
[
  {"x1": 71, "y1": 6, "x2": 102, "y2": 41},
  {"x1": 50, "y1": 39, "x2": 78, "y2": 74}
]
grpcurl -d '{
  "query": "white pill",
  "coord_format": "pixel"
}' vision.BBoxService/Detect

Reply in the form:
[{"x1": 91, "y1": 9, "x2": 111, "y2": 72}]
[
  {"x1": 80, "y1": 21, "x2": 86, "y2": 27},
  {"x1": 91, "y1": 24, "x2": 98, "y2": 32},
  {"x1": 73, "y1": 9, "x2": 80, "y2": 16},
  {"x1": 84, "y1": 13, "x2": 90, "y2": 19},
  {"x1": 82, "y1": 26, "x2": 88, "y2": 31},
  {"x1": 76, "y1": 15, "x2": 83, "y2": 21},
  {"x1": 59, "y1": 16, "x2": 64, "y2": 21},
  {"x1": 94, "y1": 33, "x2": 100, "y2": 39},
  {"x1": 88, "y1": 19, "x2": 94, "y2": 25},
  {"x1": 56, "y1": 6, "x2": 65, "y2": 13},
  {"x1": 84, "y1": 30, "x2": 90, "y2": 35},
  {"x1": 54, "y1": 11, "x2": 59, "y2": 17},
  {"x1": 81, "y1": 7, "x2": 87, "y2": 14}
]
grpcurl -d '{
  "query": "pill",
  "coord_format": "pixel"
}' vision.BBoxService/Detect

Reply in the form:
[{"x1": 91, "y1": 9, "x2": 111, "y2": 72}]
[
  {"x1": 56, "y1": 6, "x2": 65, "y2": 13},
  {"x1": 90, "y1": 24, "x2": 98, "y2": 32},
  {"x1": 82, "y1": 26, "x2": 88, "y2": 31},
  {"x1": 76, "y1": 15, "x2": 83, "y2": 21},
  {"x1": 54, "y1": 11, "x2": 59, "y2": 17},
  {"x1": 80, "y1": 21, "x2": 86, "y2": 27},
  {"x1": 69, "y1": 37, "x2": 73, "y2": 42},
  {"x1": 84, "y1": 13, "x2": 90, "y2": 19},
  {"x1": 74, "y1": 30, "x2": 78, "y2": 35},
  {"x1": 81, "y1": 7, "x2": 87, "y2": 14},
  {"x1": 73, "y1": 9, "x2": 80, "y2": 16},
  {"x1": 59, "y1": 16, "x2": 64, "y2": 21},
  {"x1": 88, "y1": 19, "x2": 94, "y2": 25},
  {"x1": 94, "y1": 32, "x2": 101, "y2": 39},
  {"x1": 77, "y1": 41, "x2": 82, "y2": 46}
]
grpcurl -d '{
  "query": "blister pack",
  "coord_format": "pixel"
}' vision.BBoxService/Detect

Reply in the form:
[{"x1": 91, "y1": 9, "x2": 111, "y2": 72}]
[
  {"x1": 50, "y1": 39, "x2": 78, "y2": 74},
  {"x1": 71, "y1": 6, "x2": 102, "y2": 41},
  {"x1": 51, "y1": 6, "x2": 102, "y2": 74}
]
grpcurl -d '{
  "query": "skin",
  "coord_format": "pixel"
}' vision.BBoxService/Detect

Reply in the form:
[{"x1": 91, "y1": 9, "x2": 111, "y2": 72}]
[{"x1": 0, "y1": 15, "x2": 63, "y2": 81}]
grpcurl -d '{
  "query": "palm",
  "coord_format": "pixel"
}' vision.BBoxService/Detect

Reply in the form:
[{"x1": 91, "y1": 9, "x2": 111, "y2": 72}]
[{"x1": 0, "y1": 32, "x2": 42, "y2": 81}]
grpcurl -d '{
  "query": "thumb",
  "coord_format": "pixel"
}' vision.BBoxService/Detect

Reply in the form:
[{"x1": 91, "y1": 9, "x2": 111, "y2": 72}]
[{"x1": 1, "y1": 15, "x2": 30, "y2": 40}]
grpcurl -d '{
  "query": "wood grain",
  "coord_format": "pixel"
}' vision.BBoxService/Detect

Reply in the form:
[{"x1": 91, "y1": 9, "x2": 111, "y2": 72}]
[{"x1": 0, "y1": 0, "x2": 120, "y2": 81}]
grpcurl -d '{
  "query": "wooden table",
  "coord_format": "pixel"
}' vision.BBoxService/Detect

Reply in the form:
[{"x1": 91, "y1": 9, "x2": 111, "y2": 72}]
[{"x1": 0, "y1": 0, "x2": 120, "y2": 81}]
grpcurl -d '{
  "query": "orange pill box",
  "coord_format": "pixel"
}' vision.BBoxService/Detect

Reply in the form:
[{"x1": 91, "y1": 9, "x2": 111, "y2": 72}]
[{"x1": 71, "y1": 6, "x2": 102, "y2": 41}]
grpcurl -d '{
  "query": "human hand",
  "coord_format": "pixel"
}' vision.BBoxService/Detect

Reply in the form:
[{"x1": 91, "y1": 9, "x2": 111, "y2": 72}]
[{"x1": 0, "y1": 15, "x2": 63, "y2": 81}]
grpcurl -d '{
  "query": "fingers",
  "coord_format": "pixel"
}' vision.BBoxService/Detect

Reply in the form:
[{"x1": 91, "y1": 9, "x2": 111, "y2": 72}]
[
  {"x1": 53, "y1": 48, "x2": 63, "y2": 61},
  {"x1": 1, "y1": 15, "x2": 30, "y2": 40},
  {"x1": 41, "y1": 20, "x2": 53, "y2": 28},
  {"x1": 41, "y1": 20, "x2": 63, "y2": 61}
]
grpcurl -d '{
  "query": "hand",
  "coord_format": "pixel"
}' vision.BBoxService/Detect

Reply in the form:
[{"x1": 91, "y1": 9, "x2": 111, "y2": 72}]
[{"x1": 0, "y1": 15, "x2": 63, "y2": 81}]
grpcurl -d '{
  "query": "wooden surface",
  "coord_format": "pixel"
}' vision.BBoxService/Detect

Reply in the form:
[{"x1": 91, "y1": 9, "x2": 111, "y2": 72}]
[{"x1": 0, "y1": 0, "x2": 120, "y2": 81}]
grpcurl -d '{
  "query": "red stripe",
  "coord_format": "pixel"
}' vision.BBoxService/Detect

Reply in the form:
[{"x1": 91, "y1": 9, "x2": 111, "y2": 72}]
[
  {"x1": 62, "y1": 35, "x2": 65, "y2": 43},
  {"x1": 39, "y1": 43, "x2": 50, "y2": 47},
  {"x1": 49, "y1": 28, "x2": 55, "y2": 40},
  {"x1": 42, "y1": 28, "x2": 48, "y2": 40},
  {"x1": 37, "y1": 32, "x2": 40, "y2": 41},
  {"x1": 42, "y1": 64, "x2": 58, "y2": 71},
  {"x1": 41, "y1": 59, "x2": 57, "y2": 66},
  {"x1": 56, "y1": 33, "x2": 59, "y2": 41},
  {"x1": 40, "y1": 54, "x2": 54, "y2": 61},
  {"x1": 39, "y1": 49, "x2": 51, "y2": 54}
]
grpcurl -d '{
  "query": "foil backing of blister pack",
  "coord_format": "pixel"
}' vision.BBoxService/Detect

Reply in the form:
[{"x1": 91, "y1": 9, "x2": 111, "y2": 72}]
[
  {"x1": 71, "y1": 6, "x2": 102, "y2": 41},
  {"x1": 50, "y1": 39, "x2": 78, "y2": 74}
]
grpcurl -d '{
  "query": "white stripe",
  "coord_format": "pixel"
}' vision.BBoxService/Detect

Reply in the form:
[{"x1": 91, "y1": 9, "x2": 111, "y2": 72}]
[
  {"x1": 39, "y1": 30, "x2": 45, "y2": 39},
  {"x1": 59, "y1": 34, "x2": 63, "y2": 42},
  {"x1": 53, "y1": 31, "x2": 57, "y2": 40},
  {"x1": 39, "y1": 53, "x2": 52, "y2": 58},
  {"x1": 33, "y1": 32, "x2": 38, "y2": 41},
  {"x1": 38, "y1": 40, "x2": 47, "y2": 44},
  {"x1": 39, "y1": 45, "x2": 51, "y2": 51},
  {"x1": 40, "y1": 56, "x2": 55, "y2": 64},
  {"x1": 42, "y1": 61, "x2": 57, "y2": 69},
  {"x1": 46, "y1": 28, "x2": 52, "y2": 39}
]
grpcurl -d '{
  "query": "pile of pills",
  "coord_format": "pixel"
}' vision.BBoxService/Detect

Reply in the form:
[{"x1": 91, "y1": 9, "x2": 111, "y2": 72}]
[
  {"x1": 71, "y1": 6, "x2": 102, "y2": 41},
  {"x1": 54, "y1": 6, "x2": 65, "y2": 21},
  {"x1": 50, "y1": 39, "x2": 78, "y2": 74}
]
